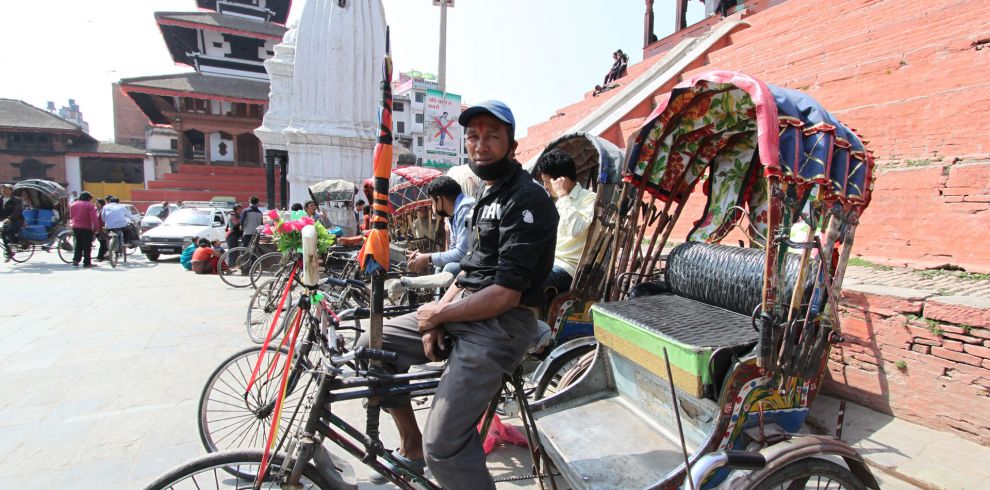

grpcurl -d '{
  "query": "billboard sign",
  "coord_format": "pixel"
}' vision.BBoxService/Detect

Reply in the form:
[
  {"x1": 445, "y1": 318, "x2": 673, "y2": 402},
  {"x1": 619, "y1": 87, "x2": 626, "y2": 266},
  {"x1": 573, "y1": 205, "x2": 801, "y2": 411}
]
[{"x1": 423, "y1": 89, "x2": 461, "y2": 168}]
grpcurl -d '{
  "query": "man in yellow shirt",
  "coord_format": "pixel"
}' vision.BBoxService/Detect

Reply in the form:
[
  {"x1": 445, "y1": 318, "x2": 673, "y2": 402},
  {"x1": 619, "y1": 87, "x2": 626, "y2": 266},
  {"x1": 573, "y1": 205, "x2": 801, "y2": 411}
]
[{"x1": 536, "y1": 148, "x2": 597, "y2": 302}]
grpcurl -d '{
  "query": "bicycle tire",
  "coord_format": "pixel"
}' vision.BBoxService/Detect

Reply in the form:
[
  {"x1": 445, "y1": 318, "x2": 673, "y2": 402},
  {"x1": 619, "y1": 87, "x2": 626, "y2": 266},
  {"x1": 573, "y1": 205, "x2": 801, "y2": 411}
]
[
  {"x1": 6, "y1": 243, "x2": 34, "y2": 263},
  {"x1": 533, "y1": 344, "x2": 596, "y2": 400},
  {"x1": 249, "y1": 251, "x2": 286, "y2": 289},
  {"x1": 198, "y1": 345, "x2": 313, "y2": 454},
  {"x1": 247, "y1": 278, "x2": 295, "y2": 344},
  {"x1": 219, "y1": 247, "x2": 254, "y2": 288},
  {"x1": 751, "y1": 457, "x2": 867, "y2": 490},
  {"x1": 142, "y1": 448, "x2": 331, "y2": 490},
  {"x1": 56, "y1": 232, "x2": 74, "y2": 264},
  {"x1": 108, "y1": 235, "x2": 119, "y2": 268}
]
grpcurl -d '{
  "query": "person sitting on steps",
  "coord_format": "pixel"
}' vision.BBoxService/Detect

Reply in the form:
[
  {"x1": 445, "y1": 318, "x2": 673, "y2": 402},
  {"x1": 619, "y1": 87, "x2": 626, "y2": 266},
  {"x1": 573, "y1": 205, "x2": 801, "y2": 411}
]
[{"x1": 594, "y1": 49, "x2": 629, "y2": 96}]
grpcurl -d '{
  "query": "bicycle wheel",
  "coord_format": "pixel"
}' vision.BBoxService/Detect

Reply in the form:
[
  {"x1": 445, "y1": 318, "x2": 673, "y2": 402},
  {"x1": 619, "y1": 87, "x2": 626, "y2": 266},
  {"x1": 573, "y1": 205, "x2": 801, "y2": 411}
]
[
  {"x1": 247, "y1": 278, "x2": 295, "y2": 344},
  {"x1": 219, "y1": 247, "x2": 254, "y2": 288},
  {"x1": 5, "y1": 242, "x2": 34, "y2": 263},
  {"x1": 198, "y1": 345, "x2": 313, "y2": 454},
  {"x1": 56, "y1": 233, "x2": 74, "y2": 264},
  {"x1": 752, "y1": 457, "x2": 867, "y2": 490},
  {"x1": 142, "y1": 449, "x2": 331, "y2": 490},
  {"x1": 249, "y1": 251, "x2": 285, "y2": 289},
  {"x1": 533, "y1": 344, "x2": 595, "y2": 400},
  {"x1": 108, "y1": 235, "x2": 119, "y2": 268}
]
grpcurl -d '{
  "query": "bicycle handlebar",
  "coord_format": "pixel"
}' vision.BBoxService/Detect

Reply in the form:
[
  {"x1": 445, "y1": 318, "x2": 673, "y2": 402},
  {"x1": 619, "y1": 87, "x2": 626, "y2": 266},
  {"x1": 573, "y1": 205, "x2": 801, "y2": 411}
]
[
  {"x1": 326, "y1": 346, "x2": 398, "y2": 367},
  {"x1": 354, "y1": 347, "x2": 398, "y2": 362}
]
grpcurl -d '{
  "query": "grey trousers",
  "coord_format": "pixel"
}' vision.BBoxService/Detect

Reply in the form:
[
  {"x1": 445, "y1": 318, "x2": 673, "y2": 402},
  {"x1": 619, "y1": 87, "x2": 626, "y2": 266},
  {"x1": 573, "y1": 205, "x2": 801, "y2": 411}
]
[{"x1": 356, "y1": 305, "x2": 537, "y2": 490}]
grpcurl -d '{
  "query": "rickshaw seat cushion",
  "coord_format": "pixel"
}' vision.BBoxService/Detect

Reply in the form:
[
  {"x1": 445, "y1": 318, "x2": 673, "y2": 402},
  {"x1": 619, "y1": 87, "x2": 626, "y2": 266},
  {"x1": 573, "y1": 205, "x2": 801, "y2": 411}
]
[
  {"x1": 20, "y1": 225, "x2": 48, "y2": 241},
  {"x1": 22, "y1": 209, "x2": 38, "y2": 223},
  {"x1": 592, "y1": 294, "x2": 756, "y2": 397},
  {"x1": 34, "y1": 209, "x2": 55, "y2": 227}
]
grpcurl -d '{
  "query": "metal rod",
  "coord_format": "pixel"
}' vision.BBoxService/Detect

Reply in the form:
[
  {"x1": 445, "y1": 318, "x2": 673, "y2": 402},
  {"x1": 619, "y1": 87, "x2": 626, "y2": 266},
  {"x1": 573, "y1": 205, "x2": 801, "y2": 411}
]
[
  {"x1": 836, "y1": 399, "x2": 847, "y2": 440},
  {"x1": 663, "y1": 347, "x2": 696, "y2": 490}
]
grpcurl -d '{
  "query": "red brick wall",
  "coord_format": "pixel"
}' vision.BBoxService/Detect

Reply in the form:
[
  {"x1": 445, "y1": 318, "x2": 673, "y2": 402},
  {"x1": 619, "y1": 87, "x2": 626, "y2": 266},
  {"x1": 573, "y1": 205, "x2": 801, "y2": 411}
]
[
  {"x1": 516, "y1": 0, "x2": 990, "y2": 441},
  {"x1": 522, "y1": 0, "x2": 990, "y2": 271},
  {"x1": 690, "y1": 0, "x2": 990, "y2": 161},
  {"x1": 0, "y1": 153, "x2": 67, "y2": 185},
  {"x1": 680, "y1": 0, "x2": 990, "y2": 270},
  {"x1": 830, "y1": 287, "x2": 990, "y2": 444},
  {"x1": 113, "y1": 83, "x2": 149, "y2": 148}
]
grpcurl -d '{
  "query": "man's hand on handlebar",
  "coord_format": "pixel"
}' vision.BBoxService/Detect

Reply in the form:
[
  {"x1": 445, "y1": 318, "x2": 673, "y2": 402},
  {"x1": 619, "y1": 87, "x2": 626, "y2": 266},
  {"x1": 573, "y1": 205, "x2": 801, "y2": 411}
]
[{"x1": 405, "y1": 249, "x2": 430, "y2": 273}]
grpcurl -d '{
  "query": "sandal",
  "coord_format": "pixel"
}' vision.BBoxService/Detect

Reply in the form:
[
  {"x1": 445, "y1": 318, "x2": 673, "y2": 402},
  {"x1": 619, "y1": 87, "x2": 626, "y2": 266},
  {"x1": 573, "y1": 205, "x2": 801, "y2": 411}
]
[{"x1": 368, "y1": 449, "x2": 426, "y2": 485}]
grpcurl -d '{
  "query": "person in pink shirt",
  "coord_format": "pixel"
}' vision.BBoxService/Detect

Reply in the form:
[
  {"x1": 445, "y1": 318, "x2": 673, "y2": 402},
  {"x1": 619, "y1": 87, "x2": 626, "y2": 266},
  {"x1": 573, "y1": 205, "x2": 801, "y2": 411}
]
[{"x1": 69, "y1": 192, "x2": 99, "y2": 267}]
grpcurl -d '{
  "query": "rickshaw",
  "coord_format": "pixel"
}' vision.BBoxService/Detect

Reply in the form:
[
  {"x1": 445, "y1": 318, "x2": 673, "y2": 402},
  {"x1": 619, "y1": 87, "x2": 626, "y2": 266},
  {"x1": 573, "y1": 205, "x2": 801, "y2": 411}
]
[
  {"x1": 388, "y1": 165, "x2": 445, "y2": 254},
  {"x1": 530, "y1": 70, "x2": 879, "y2": 489},
  {"x1": 1, "y1": 179, "x2": 74, "y2": 264},
  {"x1": 309, "y1": 179, "x2": 361, "y2": 238}
]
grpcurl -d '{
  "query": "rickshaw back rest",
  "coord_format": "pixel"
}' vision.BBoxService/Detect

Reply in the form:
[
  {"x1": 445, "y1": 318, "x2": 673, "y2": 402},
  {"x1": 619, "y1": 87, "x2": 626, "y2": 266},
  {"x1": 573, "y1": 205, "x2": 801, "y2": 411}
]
[{"x1": 665, "y1": 242, "x2": 806, "y2": 317}]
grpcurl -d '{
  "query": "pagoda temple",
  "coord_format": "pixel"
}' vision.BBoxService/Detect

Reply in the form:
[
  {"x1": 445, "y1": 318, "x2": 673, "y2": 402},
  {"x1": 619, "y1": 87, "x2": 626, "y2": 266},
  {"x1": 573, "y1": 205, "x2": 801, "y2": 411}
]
[{"x1": 119, "y1": 0, "x2": 292, "y2": 207}]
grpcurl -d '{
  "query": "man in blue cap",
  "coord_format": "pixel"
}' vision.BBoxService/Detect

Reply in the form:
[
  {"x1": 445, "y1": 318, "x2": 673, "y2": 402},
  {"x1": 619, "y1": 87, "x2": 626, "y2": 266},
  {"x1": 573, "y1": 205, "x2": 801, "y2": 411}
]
[{"x1": 358, "y1": 100, "x2": 558, "y2": 488}]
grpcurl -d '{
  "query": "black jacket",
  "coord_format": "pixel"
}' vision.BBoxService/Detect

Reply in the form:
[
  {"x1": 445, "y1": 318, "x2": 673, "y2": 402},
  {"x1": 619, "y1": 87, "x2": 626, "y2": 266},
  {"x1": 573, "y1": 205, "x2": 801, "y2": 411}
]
[
  {"x1": 0, "y1": 195, "x2": 24, "y2": 227},
  {"x1": 457, "y1": 164, "x2": 559, "y2": 307}
]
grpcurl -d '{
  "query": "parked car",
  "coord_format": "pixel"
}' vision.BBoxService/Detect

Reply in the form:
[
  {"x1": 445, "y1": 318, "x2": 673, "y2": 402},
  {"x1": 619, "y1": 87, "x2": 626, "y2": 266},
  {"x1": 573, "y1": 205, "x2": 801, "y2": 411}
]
[
  {"x1": 139, "y1": 207, "x2": 227, "y2": 261},
  {"x1": 123, "y1": 204, "x2": 142, "y2": 226},
  {"x1": 140, "y1": 204, "x2": 179, "y2": 234}
]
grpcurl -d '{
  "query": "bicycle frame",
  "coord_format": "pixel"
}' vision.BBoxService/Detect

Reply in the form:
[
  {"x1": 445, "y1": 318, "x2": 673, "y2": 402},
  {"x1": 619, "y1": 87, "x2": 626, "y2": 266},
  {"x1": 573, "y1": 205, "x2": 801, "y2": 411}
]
[{"x1": 250, "y1": 283, "x2": 555, "y2": 490}]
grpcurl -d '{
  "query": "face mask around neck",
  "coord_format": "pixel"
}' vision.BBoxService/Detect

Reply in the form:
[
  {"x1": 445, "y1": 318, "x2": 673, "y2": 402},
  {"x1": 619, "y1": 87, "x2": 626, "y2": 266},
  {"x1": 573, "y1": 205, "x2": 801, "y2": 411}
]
[{"x1": 468, "y1": 144, "x2": 517, "y2": 182}]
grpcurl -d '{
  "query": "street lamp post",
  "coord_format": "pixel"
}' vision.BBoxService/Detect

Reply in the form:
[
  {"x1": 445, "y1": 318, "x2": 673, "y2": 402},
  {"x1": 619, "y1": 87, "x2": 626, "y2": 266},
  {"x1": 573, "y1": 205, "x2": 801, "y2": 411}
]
[{"x1": 433, "y1": 0, "x2": 453, "y2": 94}]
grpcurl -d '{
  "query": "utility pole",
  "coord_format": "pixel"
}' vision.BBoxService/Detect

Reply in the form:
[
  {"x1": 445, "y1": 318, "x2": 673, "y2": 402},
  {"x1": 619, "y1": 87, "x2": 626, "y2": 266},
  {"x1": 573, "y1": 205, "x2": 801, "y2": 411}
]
[{"x1": 433, "y1": 0, "x2": 453, "y2": 94}]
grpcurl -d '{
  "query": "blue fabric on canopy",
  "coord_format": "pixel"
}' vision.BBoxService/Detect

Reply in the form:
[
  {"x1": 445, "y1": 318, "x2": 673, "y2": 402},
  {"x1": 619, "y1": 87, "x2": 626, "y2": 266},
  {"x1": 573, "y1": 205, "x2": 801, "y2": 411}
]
[
  {"x1": 769, "y1": 85, "x2": 838, "y2": 186},
  {"x1": 768, "y1": 85, "x2": 870, "y2": 206}
]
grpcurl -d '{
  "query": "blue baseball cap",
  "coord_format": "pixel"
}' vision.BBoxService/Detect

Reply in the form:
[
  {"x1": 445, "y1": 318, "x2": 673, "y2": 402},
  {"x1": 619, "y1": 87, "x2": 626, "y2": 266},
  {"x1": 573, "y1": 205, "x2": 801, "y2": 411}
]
[{"x1": 458, "y1": 100, "x2": 515, "y2": 138}]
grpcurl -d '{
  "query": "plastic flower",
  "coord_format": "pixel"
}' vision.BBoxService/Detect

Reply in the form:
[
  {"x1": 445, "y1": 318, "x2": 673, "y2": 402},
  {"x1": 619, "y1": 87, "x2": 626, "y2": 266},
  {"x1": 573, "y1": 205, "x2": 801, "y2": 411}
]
[{"x1": 267, "y1": 209, "x2": 280, "y2": 221}]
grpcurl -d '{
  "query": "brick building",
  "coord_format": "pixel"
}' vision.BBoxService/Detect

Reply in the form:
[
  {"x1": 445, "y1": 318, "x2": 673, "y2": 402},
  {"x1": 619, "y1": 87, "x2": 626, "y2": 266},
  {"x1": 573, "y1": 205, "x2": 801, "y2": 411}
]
[
  {"x1": 0, "y1": 99, "x2": 93, "y2": 186},
  {"x1": 516, "y1": 0, "x2": 990, "y2": 443},
  {"x1": 1, "y1": 99, "x2": 146, "y2": 200},
  {"x1": 118, "y1": 0, "x2": 291, "y2": 208}
]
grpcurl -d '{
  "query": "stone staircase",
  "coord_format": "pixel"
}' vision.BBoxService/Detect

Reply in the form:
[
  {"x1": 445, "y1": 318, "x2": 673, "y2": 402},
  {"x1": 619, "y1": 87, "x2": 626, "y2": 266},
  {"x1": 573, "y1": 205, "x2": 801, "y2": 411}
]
[{"x1": 130, "y1": 164, "x2": 280, "y2": 210}]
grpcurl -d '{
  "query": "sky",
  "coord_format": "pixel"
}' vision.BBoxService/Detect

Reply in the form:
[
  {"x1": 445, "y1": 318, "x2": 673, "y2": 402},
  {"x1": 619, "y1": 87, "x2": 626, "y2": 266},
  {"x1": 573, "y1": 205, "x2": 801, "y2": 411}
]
[{"x1": 0, "y1": 0, "x2": 701, "y2": 142}]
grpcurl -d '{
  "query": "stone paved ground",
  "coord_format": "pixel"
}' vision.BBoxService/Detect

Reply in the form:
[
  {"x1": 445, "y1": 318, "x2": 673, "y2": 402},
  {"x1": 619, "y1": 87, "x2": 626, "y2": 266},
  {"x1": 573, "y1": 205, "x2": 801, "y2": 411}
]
[
  {"x1": 0, "y1": 252, "x2": 537, "y2": 489},
  {"x1": 844, "y1": 264, "x2": 990, "y2": 298}
]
